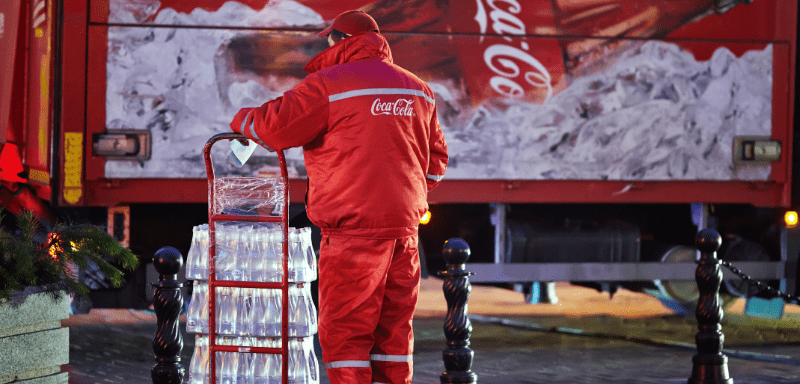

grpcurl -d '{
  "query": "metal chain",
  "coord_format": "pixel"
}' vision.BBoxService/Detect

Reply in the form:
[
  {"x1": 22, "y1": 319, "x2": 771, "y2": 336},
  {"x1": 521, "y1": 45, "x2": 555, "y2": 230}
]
[{"x1": 719, "y1": 260, "x2": 800, "y2": 303}]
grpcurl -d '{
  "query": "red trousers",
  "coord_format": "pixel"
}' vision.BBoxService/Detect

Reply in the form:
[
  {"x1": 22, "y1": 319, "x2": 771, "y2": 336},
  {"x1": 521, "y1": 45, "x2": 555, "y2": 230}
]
[{"x1": 318, "y1": 233, "x2": 420, "y2": 384}]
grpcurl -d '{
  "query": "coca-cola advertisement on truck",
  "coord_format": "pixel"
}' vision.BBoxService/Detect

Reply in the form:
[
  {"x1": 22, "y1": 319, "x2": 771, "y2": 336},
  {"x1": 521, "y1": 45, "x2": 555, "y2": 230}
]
[{"x1": 96, "y1": 0, "x2": 780, "y2": 183}]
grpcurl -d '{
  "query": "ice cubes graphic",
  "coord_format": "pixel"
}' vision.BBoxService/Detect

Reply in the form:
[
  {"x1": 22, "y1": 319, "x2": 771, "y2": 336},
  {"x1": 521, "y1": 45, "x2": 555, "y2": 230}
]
[{"x1": 106, "y1": 2, "x2": 772, "y2": 182}]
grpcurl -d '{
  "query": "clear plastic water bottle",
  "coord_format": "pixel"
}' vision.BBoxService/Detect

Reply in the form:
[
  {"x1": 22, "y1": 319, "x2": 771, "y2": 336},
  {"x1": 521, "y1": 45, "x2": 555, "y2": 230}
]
[
  {"x1": 219, "y1": 338, "x2": 238, "y2": 384},
  {"x1": 202, "y1": 335, "x2": 213, "y2": 384},
  {"x1": 289, "y1": 284, "x2": 317, "y2": 337},
  {"x1": 215, "y1": 225, "x2": 232, "y2": 281},
  {"x1": 217, "y1": 287, "x2": 234, "y2": 335},
  {"x1": 266, "y1": 289, "x2": 282, "y2": 337},
  {"x1": 305, "y1": 286, "x2": 318, "y2": 336},
  {"x1": 287, "y1": 285, "x2": 299, "y2": 337},
  {"x1": 215, "y1": 341, "x2": 223, "y2": 384},
  {"x1": 230, "y1": 288, "x2": 243, "y2": 335},
  {"x1": 199, "y1": 224, "x2": 210, "y2": 280},
  {"x1": 250, "y1": 289, "x2": 267, "y2": 337},
  {"x1": 213, "y1": 338, "x2": 223, "y2": 384},
  {"x1": 186, "y1": 226, "x2": 201, "y2": 280},
  {"x1": 235, "y1": 288, "x2": 252, "y2": 336},
  {"x1": 236, "y1": 337, "x2": 254, "y2": 384},
  {"x1": 289, "y1": 338, "x2": 310, "y2": 384},
  {"x1": 203, "y1": 335, "x2": 212, "y2": 384},
  {"x1": 265, "y1": 229, "x2": 283, "y2": 283},
  {"x1": 188, "y1": 335, "x2": 205, "y2": 384},
  {"x1": 199, "y1": 283, "x2": 209, "y2": 334},
  {"x1": 297, "y1": 337, "x2": 319, "y2": 384},
  {"x1": 286, "y1": 227, "x2": 316, "y2": 283},
  {"x1": 187, "y1": 337, "x2": 199, "y2": 383},
  {"x1": 300, "y1": 228, "x2": 317, "y2": 282},
  {"x1": 246, "y1": 227, "x2": 261, "y2": 282},
  {"x1": 288, "y1": 285, "x2": 303, "y2": 337},
  {"x1": 253, "y1": 338, "x2": 281, "y2": 384},
  {"x1": 308, "y1": 338, "x2": 320, "y2": 384},
  {"x1": 288, "y1": 229, "x2": 305, "y2": 282},
  {"x1": 229, "y1": 227, "x2": 243, "y2": 282},
  {"x1": 245, "y1": 226, "x2": 259, "y2": 282},
  {"x1": 252, "y1": 338, "x2": 269, "y2": 384},
  {"x1": 250, "y1": 226, "x2": 263, "y2": 283},
  {"x1": 186, "y1": 281, "x2": 202, "y2": 333},
  {"x1": 231, "y1": 226, "x2": 247, "y2": 282},
  {"x1": 212, "y1": 224, "x2": 224, "y2": 279},
  {"x1": 214, "y1": 287, "x2": 225, "y2": 334},
  {"x1": 249, "y1": 226, "x2": 264, "y2": 282},
  {"x1": 224, "y1": 224, "x2": 239, "y2": 281}
]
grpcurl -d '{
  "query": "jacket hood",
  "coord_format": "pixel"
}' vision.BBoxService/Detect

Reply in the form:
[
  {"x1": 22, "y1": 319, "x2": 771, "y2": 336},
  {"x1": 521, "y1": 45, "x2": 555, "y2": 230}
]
[{"x1": 303, "y1": 32, "x2": 393, "y2": 73}]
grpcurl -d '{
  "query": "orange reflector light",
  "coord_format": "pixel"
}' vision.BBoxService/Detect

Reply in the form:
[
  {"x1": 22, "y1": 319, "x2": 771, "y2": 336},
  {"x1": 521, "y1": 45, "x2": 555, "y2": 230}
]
[
  {"x1": 420, "y1": 210, "x2": 431, "y2": 225},
  {"x1": 785, "y1": 211, "x2": 798, "y2": 228}
]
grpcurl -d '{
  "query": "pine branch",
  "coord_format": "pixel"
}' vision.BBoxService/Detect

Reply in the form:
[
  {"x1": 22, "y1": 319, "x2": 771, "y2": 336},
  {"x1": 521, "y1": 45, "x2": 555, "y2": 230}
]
[{"x1": 0, "y1": 209, "x2": 140, "y2": 303}]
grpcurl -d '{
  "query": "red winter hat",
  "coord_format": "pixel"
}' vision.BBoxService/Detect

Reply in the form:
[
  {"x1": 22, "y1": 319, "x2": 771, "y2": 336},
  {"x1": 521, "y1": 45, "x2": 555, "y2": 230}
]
[{"x1": 317, "y1": 10, "x2": 379, "y2": 38}]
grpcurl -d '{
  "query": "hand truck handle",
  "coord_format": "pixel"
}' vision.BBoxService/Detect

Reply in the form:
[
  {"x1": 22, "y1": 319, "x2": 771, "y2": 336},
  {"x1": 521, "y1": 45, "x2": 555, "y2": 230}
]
[
  {"x1": 204, "y1": 131, "x2": 288, "y2": 182},
  {"x1": 205, "y1": 132, "x2": 251, "y2": 147}
]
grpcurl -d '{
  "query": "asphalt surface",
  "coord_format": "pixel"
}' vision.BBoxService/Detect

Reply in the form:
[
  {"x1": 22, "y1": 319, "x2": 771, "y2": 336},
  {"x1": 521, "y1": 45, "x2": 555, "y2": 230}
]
[{"x1": 62, "y1": 278, "x2": 800, "y2": 384}]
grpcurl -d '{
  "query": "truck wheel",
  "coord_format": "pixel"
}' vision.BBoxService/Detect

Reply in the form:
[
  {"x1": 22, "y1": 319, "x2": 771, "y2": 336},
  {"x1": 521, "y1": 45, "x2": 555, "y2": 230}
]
[
  {"x1": 718, "y1": 236, "x2": 771, "y2": 297},
  {"x1": 658, "y1": 245, "x2": 700, "y2": 304}
]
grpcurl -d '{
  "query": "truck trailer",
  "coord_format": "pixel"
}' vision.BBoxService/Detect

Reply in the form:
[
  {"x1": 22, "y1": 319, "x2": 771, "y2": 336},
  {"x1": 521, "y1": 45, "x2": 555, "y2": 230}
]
[{"x1": 0, "y1": 0, "x2": 797, "y2": 310}]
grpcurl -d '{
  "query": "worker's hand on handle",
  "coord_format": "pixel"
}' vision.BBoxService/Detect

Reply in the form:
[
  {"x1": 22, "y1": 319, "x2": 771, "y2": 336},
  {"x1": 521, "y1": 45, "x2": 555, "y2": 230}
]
[{"x1": 229, "y1": 107, "x2": 275, "y2": 152}]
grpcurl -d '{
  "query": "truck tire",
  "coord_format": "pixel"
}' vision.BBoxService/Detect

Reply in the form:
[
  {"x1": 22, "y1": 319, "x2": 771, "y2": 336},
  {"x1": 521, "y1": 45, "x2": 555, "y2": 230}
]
[{"x1": 718, "y1": 235, "x2": 771, "y2": 298}]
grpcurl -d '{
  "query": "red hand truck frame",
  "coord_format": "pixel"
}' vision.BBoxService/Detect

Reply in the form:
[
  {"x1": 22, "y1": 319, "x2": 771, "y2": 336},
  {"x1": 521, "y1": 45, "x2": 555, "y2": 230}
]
[{"x1": 203, "y1": 132, "x2": 291, "y2": 384}]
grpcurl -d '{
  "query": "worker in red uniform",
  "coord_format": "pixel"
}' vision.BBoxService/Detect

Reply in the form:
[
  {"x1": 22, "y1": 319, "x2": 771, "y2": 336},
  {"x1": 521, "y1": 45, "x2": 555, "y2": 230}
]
[{"x1": 229, "y1": 10, "x2": 448, "y2": 384}]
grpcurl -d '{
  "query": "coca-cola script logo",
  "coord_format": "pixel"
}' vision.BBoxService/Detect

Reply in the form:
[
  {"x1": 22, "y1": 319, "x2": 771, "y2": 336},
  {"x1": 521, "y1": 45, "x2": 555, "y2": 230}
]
[
  {"x1": 371, "y1": 98, "x2": 415, "y2": 116},
  {"x1": 474, "y1": 0, "x2": 553, "y2": 101}
]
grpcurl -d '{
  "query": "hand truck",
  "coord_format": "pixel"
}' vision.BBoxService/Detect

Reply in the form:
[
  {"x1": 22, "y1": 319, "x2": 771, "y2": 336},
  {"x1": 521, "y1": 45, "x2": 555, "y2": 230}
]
[{"x1": 203, "y1": 132, "x2": 291, "y2": 384}]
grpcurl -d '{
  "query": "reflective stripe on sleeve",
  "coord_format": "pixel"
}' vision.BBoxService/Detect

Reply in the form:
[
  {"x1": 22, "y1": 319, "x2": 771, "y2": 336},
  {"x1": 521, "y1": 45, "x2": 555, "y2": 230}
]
[
  {"x1": 427, "y1": 174, "x2": 445, "y2": 182},
  {"x1": 245, "y1": 111, "x2": 273, "y2": 151},
  {"x1": 369, "y1": 354, "x2": 413, "y2": 362},
  {"x1": 239, "y1": 110, "x2": 253, "y2": 134},
  {"x1": 329, "y1": 88, "x2": 435, "y2": 105},
  {"x1": 324, "y1": 360, "x2": 371, "y2": 369}
]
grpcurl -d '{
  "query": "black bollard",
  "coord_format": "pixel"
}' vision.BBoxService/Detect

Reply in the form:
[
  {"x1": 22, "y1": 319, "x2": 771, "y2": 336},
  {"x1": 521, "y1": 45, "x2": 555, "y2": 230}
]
[
  {"x1": 438, "y1": 238, "x2": 478, "y2": 384},
  {"x1": 152, "y1": 247, "x2": 186, "y2": 384},
  {"x1": 688, "y1": 229, "x2": 733, "y2": 384}
]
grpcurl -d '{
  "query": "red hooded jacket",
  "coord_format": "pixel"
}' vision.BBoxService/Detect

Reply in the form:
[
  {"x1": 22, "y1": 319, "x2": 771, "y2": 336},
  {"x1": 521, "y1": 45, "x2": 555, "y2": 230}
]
[{"x1": 230, "y1": 32, "x2": 448, "y2": 238}]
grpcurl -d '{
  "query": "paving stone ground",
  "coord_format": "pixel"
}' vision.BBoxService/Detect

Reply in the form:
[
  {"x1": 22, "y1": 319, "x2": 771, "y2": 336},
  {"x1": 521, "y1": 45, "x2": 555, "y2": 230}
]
[
  {"x1": 63, "y1": 317, "x2": 800, "y2": 384},
  {"x1": 62, "y1": 278, "x2": 800, "y2": 383}
]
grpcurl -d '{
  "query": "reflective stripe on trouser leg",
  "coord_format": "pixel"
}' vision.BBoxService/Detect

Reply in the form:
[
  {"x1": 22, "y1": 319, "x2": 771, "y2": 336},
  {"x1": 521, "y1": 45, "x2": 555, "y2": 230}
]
[
  {"x1": 371, "y1": 234, "x2": 420, "y2": 384},
  {"x1": 325, "y1": 360, "x2": 371, "y2": 369},
  {"x1": 319, "y1": 235, "x2": 396, "y2": 384}
]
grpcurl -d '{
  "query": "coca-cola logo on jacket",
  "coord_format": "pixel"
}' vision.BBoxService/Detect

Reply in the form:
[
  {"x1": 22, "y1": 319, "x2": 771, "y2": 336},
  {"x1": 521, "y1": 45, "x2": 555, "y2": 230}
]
[
  {"x1": 371, "y1": 98, "x2": 415, "y2": 116},
  {"x1": 474, "y1": 0, "x2": 553, "y2": 101}
]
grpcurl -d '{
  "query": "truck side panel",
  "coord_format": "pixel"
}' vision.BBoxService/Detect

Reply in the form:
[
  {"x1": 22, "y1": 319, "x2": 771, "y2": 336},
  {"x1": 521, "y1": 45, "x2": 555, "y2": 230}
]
[
  {"x1": 0, "y1": 1, "x2": 23, "y2": 145},
  {"x1": 73, "y1": 0, "x2": 794, "y2": 209},
  {"x1": 58, "y1": 0, "x2": 88, "y2": 205},
  {"x1": 25, "y1": 0, "x2": 54, "y2": 192},
  {"x1": 84, "y1": 23, "x2": 105, "y2": 185}
]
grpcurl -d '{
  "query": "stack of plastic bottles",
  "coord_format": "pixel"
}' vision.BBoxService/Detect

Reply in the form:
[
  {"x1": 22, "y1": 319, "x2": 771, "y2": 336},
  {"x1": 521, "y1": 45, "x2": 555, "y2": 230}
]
[{"x1": 184, "y1": 222, "x2": 320, "y2": 384}]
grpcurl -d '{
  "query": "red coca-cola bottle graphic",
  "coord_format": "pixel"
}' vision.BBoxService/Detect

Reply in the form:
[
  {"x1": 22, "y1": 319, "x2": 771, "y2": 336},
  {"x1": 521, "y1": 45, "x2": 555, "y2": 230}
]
[
  {"x1": 354, "y1": 0, "x2": 757, "y2": 105},
  {"x1": 358, "y1": 0, "x2": 563, "y2": 104},
  {"x1": 550, "y1": 0, "x2": 717, "y2": 77},
  {"x1": 358, "y1": 0, "x2": 461, "y2": 83},
  {"x1": 217, "y1": 0, "x2": 758, "y2": 107}
]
